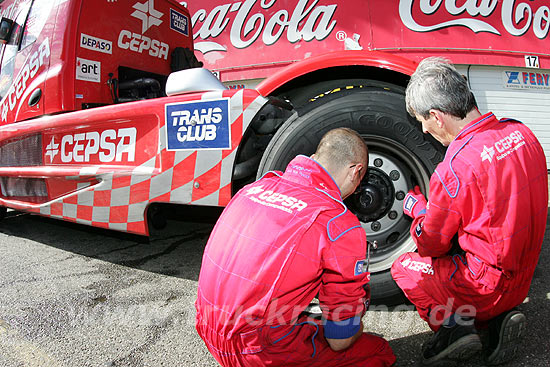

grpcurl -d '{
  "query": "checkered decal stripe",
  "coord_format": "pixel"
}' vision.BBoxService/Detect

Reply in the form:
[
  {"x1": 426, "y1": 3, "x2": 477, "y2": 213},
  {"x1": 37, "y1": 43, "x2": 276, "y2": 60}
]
[{"x1": 24, "y1": 89, "x2": 269, "y2": 235}]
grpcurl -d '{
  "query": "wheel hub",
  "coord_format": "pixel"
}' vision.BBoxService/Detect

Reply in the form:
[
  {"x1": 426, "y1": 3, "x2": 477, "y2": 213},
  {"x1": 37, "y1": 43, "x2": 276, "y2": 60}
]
[{"x1": 347, "y1": 168, "x2": 394, "y2": 223}]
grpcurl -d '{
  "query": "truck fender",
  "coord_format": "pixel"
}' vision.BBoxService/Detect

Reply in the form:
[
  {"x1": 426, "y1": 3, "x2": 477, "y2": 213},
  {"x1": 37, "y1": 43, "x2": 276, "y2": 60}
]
[{"x1": 256, "y1": 50, "x2": 417, "y2": 97}]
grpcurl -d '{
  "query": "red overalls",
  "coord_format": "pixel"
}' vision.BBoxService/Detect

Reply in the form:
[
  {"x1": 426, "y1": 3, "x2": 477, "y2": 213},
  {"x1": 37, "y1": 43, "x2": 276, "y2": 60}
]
[
  {"x1": 196, "y1": 155, "x2": 395, "y2": 366},
  {"x1": 392, "y1": 113, "x2": 548, "y2": 330}
]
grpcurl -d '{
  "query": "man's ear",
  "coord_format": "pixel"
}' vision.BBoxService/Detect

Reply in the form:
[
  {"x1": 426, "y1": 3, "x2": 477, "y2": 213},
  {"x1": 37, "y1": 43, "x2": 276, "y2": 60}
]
[
  {"x1": 430, "y1": 109, "x2": 445, "y2": 128},
  {"x1": 352, "y1": 163, "x2": 363, "y2": 180}
]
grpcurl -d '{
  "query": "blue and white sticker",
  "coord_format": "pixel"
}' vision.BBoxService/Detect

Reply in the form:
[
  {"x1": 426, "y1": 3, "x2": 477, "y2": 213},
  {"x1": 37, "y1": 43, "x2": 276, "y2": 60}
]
[
  {"x1": 415, "y1": 223, "x2": 423, "y2": 237},
  {"x1": 170, "y1": 8, "x2": 189, "y2": 36},
  {"x1": 354, "y1": 259, "x2": 368, "y2": 276},
  {"x1": 165, "y1": 99, "x2": 230, "y2": 150},
  {"x1": 404, "y1": 195, "x2": 418, "y2": 213}
]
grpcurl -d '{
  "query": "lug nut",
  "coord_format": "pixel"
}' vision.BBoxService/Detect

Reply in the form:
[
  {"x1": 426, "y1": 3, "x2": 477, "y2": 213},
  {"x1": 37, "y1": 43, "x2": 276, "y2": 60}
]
[
  {"x1": 396, "y1": 191, "x2": 405, "y2": 200},
  {"x1": 374, "y1": 158, "x2": 383, "y2": 167},
  {"x1": 390, "y1": 170, "x2": 400, "y2": 181},
  {"x1": 371, "y1": 221, "x2": 381, "y2": 231},
  {"x1": 388, "y1": 210, "x2": 398, "y2": 220}
]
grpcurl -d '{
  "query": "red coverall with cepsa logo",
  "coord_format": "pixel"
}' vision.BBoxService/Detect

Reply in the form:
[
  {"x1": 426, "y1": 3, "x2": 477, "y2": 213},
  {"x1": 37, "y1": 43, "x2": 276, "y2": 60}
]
[
  {"x1": 392, "y1": 112, "x2": 548, "y2": 330},
  {"x1": 195, "y1": 155, "x2": 395, "y2": 366}
]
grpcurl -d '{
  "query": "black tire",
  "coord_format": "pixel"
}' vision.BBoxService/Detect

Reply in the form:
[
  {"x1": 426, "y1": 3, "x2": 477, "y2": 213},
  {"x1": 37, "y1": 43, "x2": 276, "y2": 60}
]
[
  {"x1": 0, "y1": 206, "x2": 5, "y2": 221},
  {"x1": 257, "y1": 82, "x2": 445, "y2": 305}
]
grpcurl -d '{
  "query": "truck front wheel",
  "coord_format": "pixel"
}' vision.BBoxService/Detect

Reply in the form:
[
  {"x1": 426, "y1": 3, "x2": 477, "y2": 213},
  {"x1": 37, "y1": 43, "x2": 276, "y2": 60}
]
[{"x1": 257, "y1": 84, "x2": 444, "y2": 305}]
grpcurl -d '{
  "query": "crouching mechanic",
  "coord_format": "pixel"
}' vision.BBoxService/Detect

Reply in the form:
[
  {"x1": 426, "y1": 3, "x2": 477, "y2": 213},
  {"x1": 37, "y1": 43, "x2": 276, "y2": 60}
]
[
  {"x1": 391, "y1": 57, "x2": 548, "y2": 365},
  {"x1": 195, "y1": 128, "x2": 396, "y2": 366}
]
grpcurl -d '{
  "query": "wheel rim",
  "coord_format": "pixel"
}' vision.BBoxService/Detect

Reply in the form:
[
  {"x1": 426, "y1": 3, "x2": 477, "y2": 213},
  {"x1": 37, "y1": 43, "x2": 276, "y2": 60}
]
[{"x1": 344, "y1": 135, "x2": 432, "y2": 272}]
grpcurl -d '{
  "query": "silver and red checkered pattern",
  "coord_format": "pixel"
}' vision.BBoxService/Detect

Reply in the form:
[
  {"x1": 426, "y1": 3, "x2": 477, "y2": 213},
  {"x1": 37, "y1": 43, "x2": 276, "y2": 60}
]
[{"x1": 11, "y1": 89, "x2": 268, "y2": 235}]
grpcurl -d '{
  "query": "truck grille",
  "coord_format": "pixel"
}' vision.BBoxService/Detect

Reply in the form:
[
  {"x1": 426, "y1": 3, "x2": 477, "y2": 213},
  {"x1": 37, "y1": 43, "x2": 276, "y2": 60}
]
[
  {"x1": 0, "y1": 134, "x2": 43, "y2": 167},
  {"x1": 0, "y1": 177, "x2": 48, "y2": 198}
]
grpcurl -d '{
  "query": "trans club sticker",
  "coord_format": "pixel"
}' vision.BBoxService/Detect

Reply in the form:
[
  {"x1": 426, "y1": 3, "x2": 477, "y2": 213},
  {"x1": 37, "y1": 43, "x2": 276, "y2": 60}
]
[
  {"x1": 165, "y1": 99, "x2": 230, "y2": 150},
  {"x1": 170, "y1": 8, "x2": 189, "y2": 36}
]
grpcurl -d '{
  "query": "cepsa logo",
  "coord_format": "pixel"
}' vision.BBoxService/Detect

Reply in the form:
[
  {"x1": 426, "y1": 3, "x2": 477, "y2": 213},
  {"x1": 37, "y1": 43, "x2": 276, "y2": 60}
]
[
  {"x1": 244, "y1": 185, "x2": 308, "y2": 214},
  {"x1": 44, "y1": 128, "x2": 137, "y2": 164},
  {"x1": 480, "y1": 130, "x2": 526, "y2": 163},
  {"x1": 165, "y1": 99, "x2": 230, "y2": 150},
  {"x1": 1, "y1": 38, "x2": 50, "y2": 121},
  {"x1": 118, "y1": 0, "x2": 169, "y2": 59}
]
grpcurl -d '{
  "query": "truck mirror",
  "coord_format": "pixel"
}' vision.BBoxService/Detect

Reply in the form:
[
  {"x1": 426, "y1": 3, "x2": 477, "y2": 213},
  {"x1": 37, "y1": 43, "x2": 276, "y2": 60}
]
[{"x1": 0, "y1": 17, "x2": 14, "y2": 44}]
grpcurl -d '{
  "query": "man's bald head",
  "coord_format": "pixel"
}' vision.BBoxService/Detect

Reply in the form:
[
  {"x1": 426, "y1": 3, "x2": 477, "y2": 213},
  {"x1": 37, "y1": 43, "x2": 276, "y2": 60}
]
[
  {"x1": 312, "y1": 128, "x2": 368, "y2": 199},
  {"x1": 314, "y1": 128, "x2": 368, "y2": 171}
]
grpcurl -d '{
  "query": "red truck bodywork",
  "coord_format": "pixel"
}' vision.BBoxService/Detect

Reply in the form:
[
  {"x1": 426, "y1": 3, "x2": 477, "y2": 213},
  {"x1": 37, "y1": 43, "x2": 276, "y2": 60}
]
[
  {"x1": 0, "y1": 0, "x2": 269, "y2": 235},
  {"x1": 188, "y1": 0, "x2": 550, "y2": 85},
  {"x1": 2, "y1": 0, "x2": 549, "y2": 303}
]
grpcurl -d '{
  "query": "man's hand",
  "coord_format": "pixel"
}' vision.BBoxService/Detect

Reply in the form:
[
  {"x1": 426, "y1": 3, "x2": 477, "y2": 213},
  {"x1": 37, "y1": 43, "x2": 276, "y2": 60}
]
[{"x1": 403, "y1": 186, "x2": 427, "y2": 218}]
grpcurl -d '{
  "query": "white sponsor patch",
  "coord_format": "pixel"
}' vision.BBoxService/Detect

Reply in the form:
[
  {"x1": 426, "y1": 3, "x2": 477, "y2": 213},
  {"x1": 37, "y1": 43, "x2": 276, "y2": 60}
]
[
  {"x1": 354, "y1": 259, "x2": 368, "y2": 276},
  {"x1": 415, "y1": 223, "x2": 423, "y2": 237},
  {"x1": 80, "y1": 33, "x2": 113, "y2": 54},
  {"x1": 404, "y1": 195, "x2": 417, "y2": 212},
  {"x1": 76, "y1": 57, "x2": 101, "y2": 83}
]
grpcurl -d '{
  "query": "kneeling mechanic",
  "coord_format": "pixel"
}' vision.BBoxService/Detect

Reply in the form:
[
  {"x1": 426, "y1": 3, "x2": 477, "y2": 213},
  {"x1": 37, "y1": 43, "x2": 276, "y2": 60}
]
[{"x1": 196, "y1": 128, "x2": 396, "y2": 366}]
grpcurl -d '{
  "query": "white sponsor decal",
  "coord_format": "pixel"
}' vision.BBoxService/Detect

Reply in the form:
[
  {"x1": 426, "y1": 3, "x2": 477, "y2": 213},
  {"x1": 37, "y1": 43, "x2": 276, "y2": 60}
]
[
  {"x1": 400, "y1": 0, "x2": 550, "y2": 39},
  {"x1": 117, "y1": 31, "x2": 169, "y2": 59},
  {"x1": 1, "y1": 38, "x2": 50, "y2": 121},
  {"x1": 76, "y1": 57, "x2": 101, "y2": 83},
  {"x1": 404, "y1": 195, "x2": 417, "y2": 212},
  {"x1": 504, "y1": 70, "x2": 550, "y2": 90},
  {"x1": 192, "y1": 0, "x2": 338, "y2": 54},
  {"x1": 400, "y1": 257, "x2": 434, "y2": 275},
  {"x1": 481, "y1": 130, "x2": 526, "y2": 163},
  {"x1": 354, "y1": 259, "x2": 368, "y2": 275},
  {"x1": 48, "y1": 128, "x2": 137, "y2": 164},
  {"x1": 244, "y1": 185, "x2": 308, "y2": 213},
  {"x1": 131, "y1": 0, "x2": 163, "y2": 33},
  {"x1": 80, "y1": 33, "x2": 113, "y2": 54}
]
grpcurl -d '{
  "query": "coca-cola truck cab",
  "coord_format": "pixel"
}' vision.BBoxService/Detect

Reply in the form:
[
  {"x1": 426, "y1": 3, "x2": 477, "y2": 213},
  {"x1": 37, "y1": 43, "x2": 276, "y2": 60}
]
[
  {"x1": 0, "y1": 0, "x2": 288, "y2": 235},
  {"x1": 0, "y1": 0, "x2": 203, "y2": 122}
]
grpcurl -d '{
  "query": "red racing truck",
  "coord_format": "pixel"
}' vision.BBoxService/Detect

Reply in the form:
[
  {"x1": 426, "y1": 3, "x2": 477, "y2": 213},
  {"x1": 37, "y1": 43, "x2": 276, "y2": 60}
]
[{"x1": 1, "y1": 0, "x2": 549, "y2": 303}]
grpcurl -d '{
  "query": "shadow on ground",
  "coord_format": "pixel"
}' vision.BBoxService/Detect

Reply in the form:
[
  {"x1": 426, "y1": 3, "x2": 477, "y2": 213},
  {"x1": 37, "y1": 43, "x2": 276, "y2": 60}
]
[{"x1": 0, "y1": 205, "x2": 222, "y2": 281}]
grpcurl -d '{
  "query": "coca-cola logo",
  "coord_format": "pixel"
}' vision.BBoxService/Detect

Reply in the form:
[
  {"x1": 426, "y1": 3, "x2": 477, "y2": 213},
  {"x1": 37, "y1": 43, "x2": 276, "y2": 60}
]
[
  {"x1": 191, "y1": 0, "x2": 338, "y2": 54},
  {"x1": 400, "y1": 0, "x2": 550, "y2": 39}
]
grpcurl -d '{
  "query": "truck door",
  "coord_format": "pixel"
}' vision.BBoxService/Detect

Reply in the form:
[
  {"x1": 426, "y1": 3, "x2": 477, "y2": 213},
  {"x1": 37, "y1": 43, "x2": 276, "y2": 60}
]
[{"x1": 0, "y1": 0, "x2": 54, "y2": 124}]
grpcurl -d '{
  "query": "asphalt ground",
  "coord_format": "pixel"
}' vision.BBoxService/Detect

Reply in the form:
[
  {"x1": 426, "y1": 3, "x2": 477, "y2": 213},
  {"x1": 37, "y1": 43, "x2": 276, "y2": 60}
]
[{"x1": 0, "y1": 207, "x2": 549, "y2": 367}]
